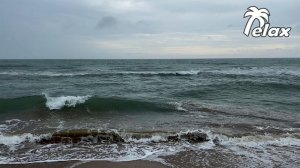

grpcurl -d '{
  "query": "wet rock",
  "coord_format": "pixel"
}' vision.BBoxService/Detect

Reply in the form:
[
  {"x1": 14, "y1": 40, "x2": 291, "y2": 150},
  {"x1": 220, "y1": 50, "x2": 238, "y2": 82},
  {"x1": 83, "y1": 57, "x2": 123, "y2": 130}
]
[
  {"x1": 213, "y1": 137, "x2": 220, "y2": 146},
  {"x1": 37, "y1": 130, "x2": 210, "y2": 144},
  {"x1": 180, "y1": 132, "x2": 208, "y2": 143},
  {"x1": 38, "y1": 129, "x2": 124, "y2": 144},
  {"x1": 61, "y1": 137, "x2": 72, "y2": 143},
  {"x1": 167, "y1": 135, "x2": 179, "y2": 142},
  {"x1": 130, "y1": 133, "x2": 152, "y2": 140},
  {"x1": 97, "y1": 132, "x2": 124, "y2": 143}
]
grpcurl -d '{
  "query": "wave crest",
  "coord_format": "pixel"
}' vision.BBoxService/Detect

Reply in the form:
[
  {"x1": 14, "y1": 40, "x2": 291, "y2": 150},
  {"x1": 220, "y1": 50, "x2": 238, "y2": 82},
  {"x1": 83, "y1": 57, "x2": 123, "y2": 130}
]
[
  {"x1": 121, "y1": 70, "x2": 200, "y2": 76},
  {"x1": 0, "y1": 95, "x2": 176, "y2": 113},
  {"x1": 44, "y1": 94, "x2": 91, "y2": 110},
  {"x1": 0, "y1": 70, "x2": 201, "y2": 77}
]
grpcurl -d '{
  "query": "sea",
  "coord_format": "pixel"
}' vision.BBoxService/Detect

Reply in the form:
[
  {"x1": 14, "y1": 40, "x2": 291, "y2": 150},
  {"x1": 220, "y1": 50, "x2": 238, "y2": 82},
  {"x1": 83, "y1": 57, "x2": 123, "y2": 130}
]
[{"x1": 0, "y1": 59, "x2": 299, "y2": 167}]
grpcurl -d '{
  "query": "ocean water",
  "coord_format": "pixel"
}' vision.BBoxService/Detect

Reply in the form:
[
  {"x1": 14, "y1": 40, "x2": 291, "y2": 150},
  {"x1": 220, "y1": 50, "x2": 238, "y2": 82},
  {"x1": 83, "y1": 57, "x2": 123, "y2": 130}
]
[{"x1": 0, "y1": 59, "x2": 300, "y2": 167}]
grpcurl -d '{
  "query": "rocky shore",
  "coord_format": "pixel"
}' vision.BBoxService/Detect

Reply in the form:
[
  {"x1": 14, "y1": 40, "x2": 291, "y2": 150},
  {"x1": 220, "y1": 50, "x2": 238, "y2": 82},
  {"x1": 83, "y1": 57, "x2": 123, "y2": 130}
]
[{"x1": 37, "y1": 129, "x2": 209, "y2": 144}]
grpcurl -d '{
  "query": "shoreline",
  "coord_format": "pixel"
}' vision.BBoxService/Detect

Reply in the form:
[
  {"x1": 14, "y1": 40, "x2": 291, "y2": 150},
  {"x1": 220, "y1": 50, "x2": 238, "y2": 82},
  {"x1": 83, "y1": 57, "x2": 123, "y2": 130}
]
[{"x1": 0, "y1": 160, "x2": 169, "y2": 168}]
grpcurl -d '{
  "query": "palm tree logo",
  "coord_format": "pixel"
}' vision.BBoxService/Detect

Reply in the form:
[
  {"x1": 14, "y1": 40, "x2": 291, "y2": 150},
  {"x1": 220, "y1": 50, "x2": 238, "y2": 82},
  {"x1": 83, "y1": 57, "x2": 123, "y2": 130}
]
[{"x1": 244, "y1": 6, "x2": 270, "y2": 36}]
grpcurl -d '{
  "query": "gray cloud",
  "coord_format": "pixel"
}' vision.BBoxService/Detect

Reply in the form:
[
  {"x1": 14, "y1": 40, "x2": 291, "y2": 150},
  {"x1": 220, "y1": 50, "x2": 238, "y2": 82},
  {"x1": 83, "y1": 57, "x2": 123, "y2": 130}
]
[
  {"x1": 96, "y1": 16, "x2": 117, "y2": 30},
  {"x1": 0, "y1": 0, "x2": 299, "y2": 59}
]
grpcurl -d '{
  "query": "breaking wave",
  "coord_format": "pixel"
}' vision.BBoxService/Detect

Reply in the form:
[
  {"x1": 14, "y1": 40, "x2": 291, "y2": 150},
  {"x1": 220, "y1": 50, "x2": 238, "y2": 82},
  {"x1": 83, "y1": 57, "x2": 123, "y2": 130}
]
[
  {"x1": 2, "y1": 67, "x2": 299, "y2": 78},
  {"x1": 208, "y1": 67, "x2": 300, "y2": 77},
  {"x1": 0, "y1": 70, "x2": 201, "y2": 77},
  {"x1": 0, "y1": 95, "x2": 176, "y2": 112},
  {"x1": 120, "y1": 70, "x2": 201, "y2": 76},
  {"x1": 0, "y1": 128, "x2": 299, "y2": 164},
  {"x1": 44, "y1": 94, "x2": 91, "y2": 110},
  {"x1": 1, "y1": 128, "x2": 299, "y2": 150}
]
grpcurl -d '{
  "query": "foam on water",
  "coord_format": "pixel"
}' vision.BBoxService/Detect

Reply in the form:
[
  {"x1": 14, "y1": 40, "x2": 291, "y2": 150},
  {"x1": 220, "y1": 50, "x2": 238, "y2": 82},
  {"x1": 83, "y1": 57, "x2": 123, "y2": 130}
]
[
  {"x1": 0, "y1": 70, "x2": 202, "y2": 77},
  {"x1": 121, "y1": 70, "x2": 200, "y2": 76},
  {"x1": 44, "y1": 94, "x2": 91, "y2": 110},
  {"x1": 172, "y1": 102, "x2": 188, "y2": 112},
  {"x1": 222, "y1": 135, "x2": 300, "y2": 147},
  {"x1": 209, "y1": 66, "x2": 300, "y2": 77},
  {"x1": 126, "y1": 135, "x2": 168, "y2": 143},
  {"x1": 0, "y1": 128, "x2": 299, "y2": 166},
  {"x1": 0, "y1": 124, "x2": 8, "y2": 132},
  {"x1": 0, "y1": 133, "x2": 49, "y2": 150}
]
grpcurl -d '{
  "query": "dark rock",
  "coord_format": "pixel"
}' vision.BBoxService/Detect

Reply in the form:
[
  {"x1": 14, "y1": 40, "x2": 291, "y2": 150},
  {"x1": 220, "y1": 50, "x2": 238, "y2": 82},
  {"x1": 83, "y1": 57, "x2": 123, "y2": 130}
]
[
  {"x1": 61, "y1": 137, "x2": 72, "y2": 143},
  {"x1": 37, "y1": 129, "x2": 124, "y2": 144},
  {"x1": 213, "y1": 137, "x2": 220, "y2": 146},
  {"x1": 131, "y1": 133, "x2": 152, "y2": 140},
  {"x1": 180, "y1": 132, "x2": 208, "y2": 143},
  {"x1": 167, "y1": 135, "x2": 179, "y2": 142}
]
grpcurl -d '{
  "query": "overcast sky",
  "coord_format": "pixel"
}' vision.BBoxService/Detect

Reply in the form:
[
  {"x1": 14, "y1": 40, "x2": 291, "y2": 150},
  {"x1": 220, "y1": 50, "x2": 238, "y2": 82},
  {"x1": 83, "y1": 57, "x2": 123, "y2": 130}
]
[{"x1": 0, "y1": 0, "x2": 299, "y2": 59}]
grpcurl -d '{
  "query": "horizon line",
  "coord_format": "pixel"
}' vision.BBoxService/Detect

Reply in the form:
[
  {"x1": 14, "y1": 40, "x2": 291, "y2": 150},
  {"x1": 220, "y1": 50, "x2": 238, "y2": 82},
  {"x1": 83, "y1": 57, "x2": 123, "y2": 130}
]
[{"x1": 0, "y1": 57, "x2": 299, "y2": 60}]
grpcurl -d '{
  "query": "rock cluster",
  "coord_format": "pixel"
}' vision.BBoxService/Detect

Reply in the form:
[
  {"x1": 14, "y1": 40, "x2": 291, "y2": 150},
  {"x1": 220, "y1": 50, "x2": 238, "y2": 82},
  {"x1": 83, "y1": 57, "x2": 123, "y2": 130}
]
[
  {"x1": 37, "y1": 129, "x2": 209, "y2": 144},
  {"x1": 38, "y1": 129, "x2": 124, "y2": 144},
  {"x1": 179, "y1": 131, "x2": 209, "y2": 143}
]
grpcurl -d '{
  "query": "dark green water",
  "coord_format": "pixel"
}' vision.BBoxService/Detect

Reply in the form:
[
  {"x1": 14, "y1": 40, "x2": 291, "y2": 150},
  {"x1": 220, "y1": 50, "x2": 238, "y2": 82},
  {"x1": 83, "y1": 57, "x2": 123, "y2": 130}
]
[{"x1": 1, "y1": 59, "x2": 299, "y2": 112}]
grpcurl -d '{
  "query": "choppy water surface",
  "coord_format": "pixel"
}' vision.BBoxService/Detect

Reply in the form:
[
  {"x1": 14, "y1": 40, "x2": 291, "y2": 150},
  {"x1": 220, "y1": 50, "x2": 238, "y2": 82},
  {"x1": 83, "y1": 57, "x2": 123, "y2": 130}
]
[{"x1": 0, "y1": 59, "x2": 299, "y2": 167}]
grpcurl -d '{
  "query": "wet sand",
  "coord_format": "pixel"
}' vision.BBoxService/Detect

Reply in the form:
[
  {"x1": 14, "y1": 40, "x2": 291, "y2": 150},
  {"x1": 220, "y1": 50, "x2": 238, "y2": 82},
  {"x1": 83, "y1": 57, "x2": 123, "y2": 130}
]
[
  {"x1": 0, "y1": 160, "x2": 169, "y2": 168},
  {"x1": 1, "y1": 147, "x2": 297, "y2": 168},
  {"x1": 0, "y1": 149, "x2": 242, "y2": 168}
]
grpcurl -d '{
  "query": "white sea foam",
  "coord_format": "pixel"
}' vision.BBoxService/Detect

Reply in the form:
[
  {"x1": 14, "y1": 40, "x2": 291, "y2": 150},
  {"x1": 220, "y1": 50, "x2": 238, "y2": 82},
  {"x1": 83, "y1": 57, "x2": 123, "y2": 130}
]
[
  {"x1": 5, "y1": 119, "x2": 21, "y2": 124},
  {"x1": 122, "y1": 70, "x2": 200, "y2": 75},
  {"x1": 0, "y1": 70, "x2": 202, "y2": 77},
  {"x1": 0, "y1": 134, "x2": 35, "y2": 146},
  {"x1": 172, "y1": 102, "x2": 188, "y2": 111},
  {"x1": 0, "y1": 133, "x2": 50, "y2": 150},
  {"x1": 44, "y1": 94, "x2": 91, "y2": 110},
  {"x1": 209, "y1": 133, "x2": 300, "y2": 167},
  {"x1": 176, "y1": 70, "x2": 200, "y2": 75},
  {"x1": 223, "y1": 135, "x2": 300, "y2": 147},
  {"x1": 210, "y1": 67, "x2": 300, "y2": 77},
  {"x1": 0, "y1": 124, "x2": 8, "y2": 132},
  {"x1": 2, "y1": 67, "x2": 299, "y2": 77},
  {"x1": 201, "y1": 128, "x2": 300, "y2": 149},
  {"x1": 1, "y1": 129, "x2": 299, "y2": 165},
  {"x1": 126, "y1": 135, "x2": 168, "y2": 143},
  {"x1": 0, "y1": 119, "x2": 23, "y2": 133}
]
